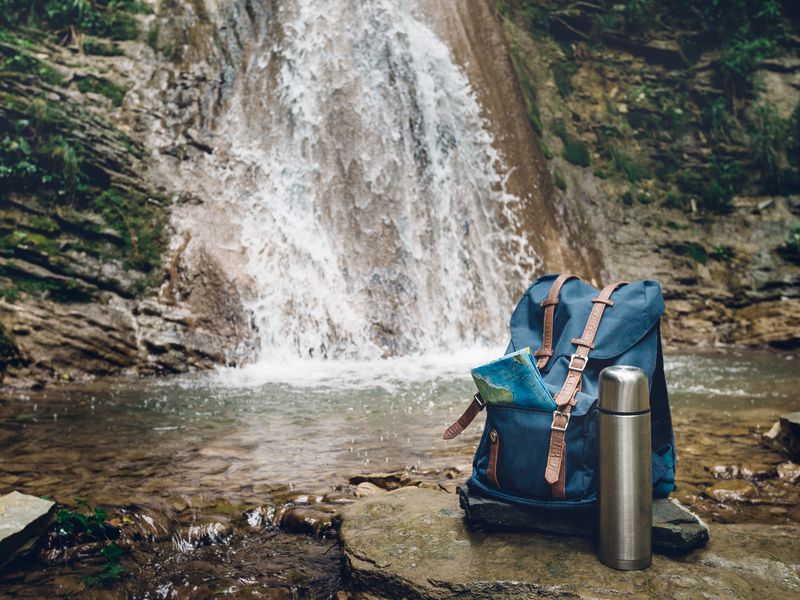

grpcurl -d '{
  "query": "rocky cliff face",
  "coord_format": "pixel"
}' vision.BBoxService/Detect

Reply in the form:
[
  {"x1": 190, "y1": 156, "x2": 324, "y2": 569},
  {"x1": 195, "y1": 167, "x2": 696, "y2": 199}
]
[
  {"x1": 0, "y1": 1, "x2": 255, "y2": 386},
  {"x1": 497, "y1": 0, "x2": 800, "y2": 349}
]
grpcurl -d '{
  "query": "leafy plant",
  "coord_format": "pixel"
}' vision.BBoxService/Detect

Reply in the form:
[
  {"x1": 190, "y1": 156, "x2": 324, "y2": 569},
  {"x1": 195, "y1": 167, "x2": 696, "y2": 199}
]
[
  {"x1": 83, "y1": 542, "x2": 126, "y2": 587},
  {"x1": 552, "y1": 62, "x2": 578, "y2": 98},
  {"x1": 55, "y1": 498, "x2": 110, "y2": 538}
]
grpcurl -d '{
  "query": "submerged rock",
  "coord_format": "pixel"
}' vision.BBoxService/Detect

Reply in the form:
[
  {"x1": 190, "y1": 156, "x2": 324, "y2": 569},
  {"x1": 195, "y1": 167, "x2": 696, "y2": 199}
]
[
  {"x1": 281, "y1": 508, "x2": 340, "y2": 538},
  {"x1": 340, "y1": 487, "x2": 800, "y2": 600},
  {"x1": 459, "y1": 487, "x2": 709, "y2": 553},
  {"x1": 0, "y1": 491, "x2": 56, "y2": 569}
]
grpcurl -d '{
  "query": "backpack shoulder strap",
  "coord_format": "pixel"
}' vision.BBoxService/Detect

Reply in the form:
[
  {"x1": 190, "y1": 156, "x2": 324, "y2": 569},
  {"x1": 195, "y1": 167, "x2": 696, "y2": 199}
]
[
  {"x1": 533, "y1": 273, "x2": 579, "y2": 370},
  {"x1": 545, "y1": 281, "x2": 628, "y2": 498}
]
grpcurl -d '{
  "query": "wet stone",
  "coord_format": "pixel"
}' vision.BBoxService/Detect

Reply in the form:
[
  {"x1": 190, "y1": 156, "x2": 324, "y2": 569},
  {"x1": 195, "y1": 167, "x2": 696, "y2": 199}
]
[
  {"x1": 777, "y1": 462, "x2": 800, "y2": 483},
  {"x1": 763, "y1": 413, "x2": 800, "y2": 461},
  {"x1": 0, "y1": 491, "x2": 56, "y2": 569},
  {"x1": 707, "y1": 479, "x2": 758, "y2": 503},
  {"x1": 280, "y1": 508, "x2": 340, "y2": 538},
  {"x1": 354, "y1": 482, "x2": 385, "y2": 498},
  {"x1": 458, "y1": 487, "x2": 709, "y2": 553},
  {"x1": 341, "y1": 488, "x2": 800, "y2": 600},
  {"x1": 349, "y1": 471, "x2": 413, "y2": 490}
]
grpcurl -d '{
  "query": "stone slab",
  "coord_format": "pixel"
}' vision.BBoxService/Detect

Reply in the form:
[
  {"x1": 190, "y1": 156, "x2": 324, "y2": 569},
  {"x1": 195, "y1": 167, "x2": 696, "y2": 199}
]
[
  {"x1": 459, "y1": 487, "x2": 709, "y2": 553},
  {"x1": 340, "y1": 487, "x2": 800, "y2": 600},
  {"x1": 0, "y1": 491, "x2": 56, "y2": 569}
]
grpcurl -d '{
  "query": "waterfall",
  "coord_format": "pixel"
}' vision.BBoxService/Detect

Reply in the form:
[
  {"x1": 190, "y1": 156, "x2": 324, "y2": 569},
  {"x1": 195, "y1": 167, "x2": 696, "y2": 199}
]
[{"x1": 186, "y1": 0, "x2": 536, "y2": 362}]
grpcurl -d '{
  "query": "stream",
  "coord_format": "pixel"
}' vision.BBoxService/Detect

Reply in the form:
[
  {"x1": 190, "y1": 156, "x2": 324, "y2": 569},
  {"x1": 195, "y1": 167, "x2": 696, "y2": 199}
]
[{"x1": 0, "y1": 348, "x2": 798, "y2": 598}]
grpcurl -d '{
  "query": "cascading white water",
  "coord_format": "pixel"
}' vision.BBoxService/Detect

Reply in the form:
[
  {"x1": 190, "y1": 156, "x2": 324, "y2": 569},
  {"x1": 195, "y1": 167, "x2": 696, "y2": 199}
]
[{"x1": 203, "y1": 0, "x2": 535, "y2": 362}]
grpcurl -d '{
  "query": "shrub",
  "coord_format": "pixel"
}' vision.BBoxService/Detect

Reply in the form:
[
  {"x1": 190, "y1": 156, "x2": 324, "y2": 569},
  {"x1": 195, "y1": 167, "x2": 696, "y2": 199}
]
[
  {"x1": 609, "y1": 145, "x2": 650, "y2": 182},
  {"x1": 552, "y1": 62, "x2": 578, "y2": 98},
  {"x1": 553, "y1": 169, "x2": 567, "y2": 190},
  {"x1": 748, "y1": 102, "x2": 789, "y2": 189},
  {"x1": 717, "y1": 37, "x2": 776, "y2": 96},
  {"x1": 552, "y1": 119, "x2": 591, "y2": 167}
]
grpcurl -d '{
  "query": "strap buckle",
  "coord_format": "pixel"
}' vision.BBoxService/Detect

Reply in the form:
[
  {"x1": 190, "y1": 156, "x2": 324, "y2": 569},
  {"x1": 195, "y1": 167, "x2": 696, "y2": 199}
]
[
  {"x1": 551, "y1": 410, "x2": 570, "y2": 431},
  {"x1": 473, "y1": 393, "x2": 486, "y2": 409},
  {"x1": 568, "y1": 353, "x2": 588, "y2": 372}
]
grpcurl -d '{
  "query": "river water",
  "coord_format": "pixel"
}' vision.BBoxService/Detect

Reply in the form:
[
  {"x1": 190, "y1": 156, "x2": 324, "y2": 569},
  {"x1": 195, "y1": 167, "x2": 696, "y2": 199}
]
[{"x1": 0, "y1": 349, "x2": 798, "y2": 597}]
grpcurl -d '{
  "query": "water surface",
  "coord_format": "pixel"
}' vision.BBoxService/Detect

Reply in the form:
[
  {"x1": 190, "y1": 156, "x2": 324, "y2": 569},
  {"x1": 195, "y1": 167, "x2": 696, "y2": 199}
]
[{"x1": 0, "y1": 349, "x2": 798, "y2": 597}]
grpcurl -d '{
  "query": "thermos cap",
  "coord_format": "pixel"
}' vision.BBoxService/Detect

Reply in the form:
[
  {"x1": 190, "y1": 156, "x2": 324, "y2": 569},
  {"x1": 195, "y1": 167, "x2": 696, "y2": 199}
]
[{"x1": 598, "y1": 366, "x2": 649, "y2": 413}]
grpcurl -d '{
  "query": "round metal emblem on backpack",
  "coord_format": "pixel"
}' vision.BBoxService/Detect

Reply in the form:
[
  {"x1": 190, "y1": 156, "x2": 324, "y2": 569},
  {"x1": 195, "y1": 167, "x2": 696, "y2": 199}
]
[{"x1": 489, "y1": 430, "x2": 498, "y2": 443}]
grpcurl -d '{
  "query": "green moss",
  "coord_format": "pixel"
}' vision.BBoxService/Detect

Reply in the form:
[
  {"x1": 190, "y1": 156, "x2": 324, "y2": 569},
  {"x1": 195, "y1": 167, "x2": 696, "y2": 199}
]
[
  {"x1": 552, "y1": 119, "x2": 591, "y2": 167},
  {"x1": 90, "y1": 189, "x2": 166, "y2": 273},
  {"x1": 76, "y1": 76, "x2": 128, "y2": 106},
  {"x1": 675, "y1": 242, "x2": 708, "y2": 265},
  {"x1": 663, "y1": 192, "x2": 690, "y2": 210},
  {"x1": 509, "y1": 42, "x2": 543, "y2": 135},
  {"x1": 82, "y1": 38, "x2": 124, "y2": 56},
  {"x1": 0, "y1": 49, "x2": 65, "y2": 85},
  {"x1": 553, "y1": 169, "x2": 567, "y2": 191},
  {"x1": 0, "y1": 320, "x2": 19, "y2": 366}
]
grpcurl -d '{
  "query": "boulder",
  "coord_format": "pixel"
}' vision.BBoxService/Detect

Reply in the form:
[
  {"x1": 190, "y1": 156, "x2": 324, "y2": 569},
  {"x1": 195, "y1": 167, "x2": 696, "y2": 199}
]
[
  {"x1": 340, "y1": 488, "x2": 799, "y2": 600},
  {"x1": 458, "y1": 487, "x2": 708, "y2": 553},
  {"x1": 0, "y1": 491, "x2": 56, "y2": 570},
  {"x1": 763, "y1": 413, "x2": 800, "y2": 461}
]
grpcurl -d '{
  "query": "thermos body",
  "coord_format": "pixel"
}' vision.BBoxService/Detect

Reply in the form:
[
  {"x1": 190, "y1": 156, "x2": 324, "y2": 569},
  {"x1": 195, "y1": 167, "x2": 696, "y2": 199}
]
[{"x1": 597, "y1": 366, "x2": 653, "y2": 570}]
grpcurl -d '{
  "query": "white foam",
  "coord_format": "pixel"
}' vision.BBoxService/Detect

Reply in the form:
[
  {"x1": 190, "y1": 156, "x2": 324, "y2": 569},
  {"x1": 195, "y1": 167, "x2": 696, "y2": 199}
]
[{"x1": 207, "y1": 0, "x2": 531, "y2": 363}]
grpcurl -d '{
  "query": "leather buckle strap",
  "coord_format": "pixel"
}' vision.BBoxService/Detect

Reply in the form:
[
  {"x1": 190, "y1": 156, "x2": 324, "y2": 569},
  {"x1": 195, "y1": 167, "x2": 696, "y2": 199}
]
[
  {"x1": 551, "y1": 410, "x2": 570, "y2": 431},
  {"x1": 442, "y1": 394, "x2": 485, "y2": 440},
  {"x1": 545, "y1": 281, "x2": 628, "y2": 498},
  {"x1": 535, "y1": 274, "x2": 580, "y2": 370},
  {"x1": 567, "y1": 353, "x2": 588, "y2": 372}
]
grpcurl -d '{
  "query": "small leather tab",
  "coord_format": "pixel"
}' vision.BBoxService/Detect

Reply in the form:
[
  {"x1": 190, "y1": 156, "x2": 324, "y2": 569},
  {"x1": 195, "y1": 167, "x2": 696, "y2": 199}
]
[
  {"x1": 532, "y1": 348, "x2": 553, "y2": 358},
  {"x1": 540, "y1": 298, "x2": 559, "y2": 307},
  {"x1": 570, "y1": 337, "x2": 596, "y2": 349},
  {"x1": 487, "y1": 429, "x2": 500, "y2": 488},
  {"x1": 592, "y1": 297, "x2": 615, "y2": 306},
  {"x1": 442, "y1": 395, "x2": 485, "y2": 440}
]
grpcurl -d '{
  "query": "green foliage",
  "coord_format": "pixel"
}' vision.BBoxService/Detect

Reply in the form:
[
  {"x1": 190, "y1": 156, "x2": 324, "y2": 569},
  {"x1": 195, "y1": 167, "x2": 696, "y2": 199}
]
[
  {"x1": 0, "y1": 99, "x2": 83, "y2": 201},
  {"x1": 0, "y1": 48, "x2": 65, "y2": 85},
  {"x1": 83, "y1": 542, "x2": 126, "y2": 587},
  {"x1": 778, "y1": 222, "x2": 800, "y2": 264},
  {"x1": 552, "y1": 169, "x2": 566, "y2": 191},
  {"x1": 621, "y1": 190, "x2": 634, "y2": 206},
  {"x1": 56, "y1": 498, "x2": 109, "y2": 538},
  {"x1": 0, "y1": 321, "x2": 20, "y2": 365},
  {"x1": 747, "y1": 102, "x2": 789, "y2": 189},
  {"x1": 90, "y1": 189, "x2": 165, "y2": 273},
  {"x1": 717, "y1": 37, "x2": 776, "y2": 96},
  {"x1": 663, "y1": 191, "x2": 690, "y2": 210},
  {"x1": 708, "y1": 97, "x2": 737, "y2": 140},
  {"x1": 622, "y1": 0, "x2": 653, "y2": 33},
  {"x1": 55, "y1": 499, "x2": 126, "y2": 588},
  {"x1": 82, "y1": 38, "x2": 124, "y2": 56},
  {"x1": 675, "y1": 242, "x2": 708, "y2": 265},
  {"x1": 0, "y1": 0, "x2": 144, "y2": 41},
  {"x1": 609, "y1": 145, "x2": 650, "y2": 182},
  {"x1": 76, "y1": 76, "x2": 128, "y2": 106},
  {"x1": 552, "y1": 119, "x2": 591, "y2": 167},
  {"x1": 701, "y1": 157, "x2": 745, "y2": 213},
  {"x1": 711, "y1": 245, "x2": 734, "y2": 261},
  {"x1": 551, "y1": 62, "x2": 577, "y2": 98}
]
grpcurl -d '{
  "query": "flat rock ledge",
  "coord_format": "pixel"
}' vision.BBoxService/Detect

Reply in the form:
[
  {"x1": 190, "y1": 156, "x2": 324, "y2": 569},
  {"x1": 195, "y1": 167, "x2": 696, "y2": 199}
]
[
  {"x1": 0, "y1": 491, "x2": 56, "y2": 570},
  {"x1": 459, "y1": 487, "x2": 709, "y2": 553},
  {"x1": 340, "y1": 487, "x2": 800, "y2": 600}
]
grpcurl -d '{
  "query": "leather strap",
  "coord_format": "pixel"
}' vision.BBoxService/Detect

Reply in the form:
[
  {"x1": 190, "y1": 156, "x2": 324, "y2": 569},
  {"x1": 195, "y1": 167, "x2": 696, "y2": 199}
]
[
  {"x1": 442, "y1": 394, "x2": 485, "y2": 440},
  {"x1": 533, "y1": 274, "x2": 579, "y2": 370},
  {"x1": 487, "y1": 429, "x2": 500, "y2": 488},
  {"x1": 545, "y1": 281, "x2": 628, "y2": 498}
]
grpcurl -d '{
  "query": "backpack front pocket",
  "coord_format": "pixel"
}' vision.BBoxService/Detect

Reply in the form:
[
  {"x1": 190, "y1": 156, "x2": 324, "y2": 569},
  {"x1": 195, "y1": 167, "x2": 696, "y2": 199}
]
[{"x1": 472, "y1": 397, "x2": 598, "y2": 503}]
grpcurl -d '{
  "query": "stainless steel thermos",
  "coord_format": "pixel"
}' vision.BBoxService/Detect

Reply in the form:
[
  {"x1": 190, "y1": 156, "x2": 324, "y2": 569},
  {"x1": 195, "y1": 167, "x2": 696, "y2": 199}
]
[{"x1": 598, "y1": 366, "x2": 652, "y2": 570}]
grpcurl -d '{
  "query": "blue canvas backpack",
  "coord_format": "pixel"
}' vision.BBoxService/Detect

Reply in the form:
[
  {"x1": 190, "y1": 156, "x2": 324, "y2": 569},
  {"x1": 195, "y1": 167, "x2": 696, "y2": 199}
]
[{"x1": 444, "y1": 273, "x2": 676, "y2": 508}]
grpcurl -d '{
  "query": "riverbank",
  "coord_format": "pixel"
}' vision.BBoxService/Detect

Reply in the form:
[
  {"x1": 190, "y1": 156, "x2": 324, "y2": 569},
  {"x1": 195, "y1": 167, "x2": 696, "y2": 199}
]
[{"x1": 0, "y1": 349, "x2": 797, "y2": 596}]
